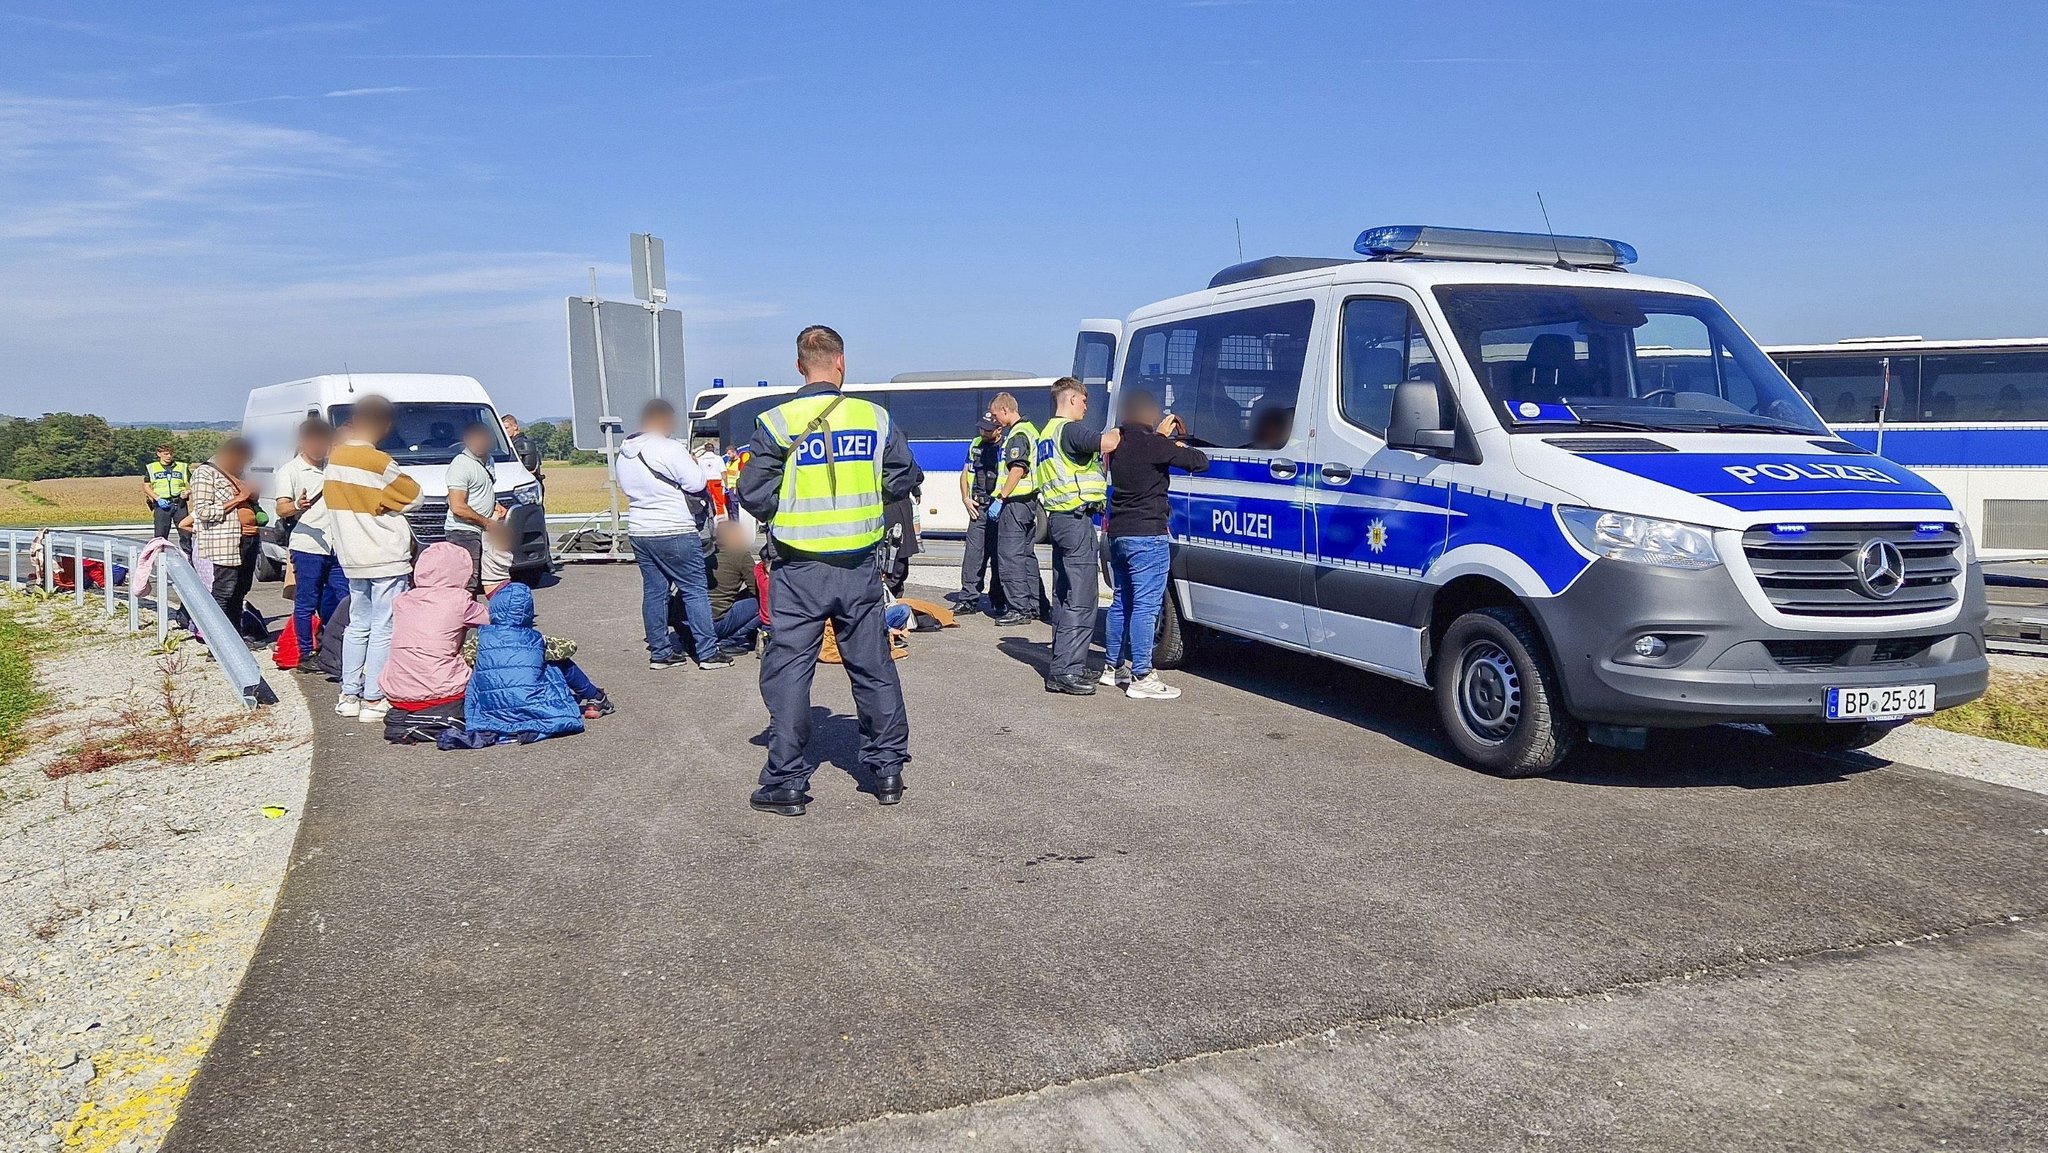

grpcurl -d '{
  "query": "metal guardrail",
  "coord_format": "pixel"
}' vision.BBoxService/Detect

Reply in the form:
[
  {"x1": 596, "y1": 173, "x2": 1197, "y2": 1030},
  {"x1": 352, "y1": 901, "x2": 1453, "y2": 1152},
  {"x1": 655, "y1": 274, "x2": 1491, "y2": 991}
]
[{"x1": 0, "y1": 529, "x2": 276, "y2": 707}]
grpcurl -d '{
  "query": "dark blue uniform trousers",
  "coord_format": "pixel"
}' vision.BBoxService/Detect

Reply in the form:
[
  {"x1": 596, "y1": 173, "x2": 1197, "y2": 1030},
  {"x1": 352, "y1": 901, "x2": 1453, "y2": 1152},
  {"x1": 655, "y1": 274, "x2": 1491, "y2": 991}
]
[
  {"x1": 759, "y1": 553, "x2": 910, "y2": 792},
  {"x1": 1044, "y1": 510, "x2": 1100, "y2": 681}
]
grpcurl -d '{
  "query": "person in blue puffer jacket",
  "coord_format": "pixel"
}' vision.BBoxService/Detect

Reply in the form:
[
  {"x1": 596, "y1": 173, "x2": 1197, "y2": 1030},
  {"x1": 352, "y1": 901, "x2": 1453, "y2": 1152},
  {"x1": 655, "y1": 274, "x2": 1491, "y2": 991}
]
[{"x1": 464, "y1": 583, "x2": 585, "y2": 741}]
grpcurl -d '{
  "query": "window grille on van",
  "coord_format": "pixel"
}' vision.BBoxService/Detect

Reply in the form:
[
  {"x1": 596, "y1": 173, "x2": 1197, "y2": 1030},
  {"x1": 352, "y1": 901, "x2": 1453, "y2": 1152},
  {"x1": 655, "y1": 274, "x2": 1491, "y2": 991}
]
[{"x1": 1740, "y1": 523, "x2": 1961, "y2": 618}]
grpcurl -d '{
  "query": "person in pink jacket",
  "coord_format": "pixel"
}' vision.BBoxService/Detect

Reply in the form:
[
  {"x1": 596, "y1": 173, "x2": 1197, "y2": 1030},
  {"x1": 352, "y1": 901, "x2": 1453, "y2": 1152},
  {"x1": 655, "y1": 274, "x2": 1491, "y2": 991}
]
[{"x1": 380, "y1": 542, "x2": 489, "y2": 715}]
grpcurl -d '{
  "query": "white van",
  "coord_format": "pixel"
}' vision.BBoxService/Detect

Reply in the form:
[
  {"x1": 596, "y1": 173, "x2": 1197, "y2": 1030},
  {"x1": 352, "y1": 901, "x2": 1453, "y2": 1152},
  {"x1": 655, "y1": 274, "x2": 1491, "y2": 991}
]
[
  {"x1": 242, "y1": 373, "x2": 548, "y2": 577},
  {"x1": 1084, "y1": 225, "x2": 1989, "y2": 776}
]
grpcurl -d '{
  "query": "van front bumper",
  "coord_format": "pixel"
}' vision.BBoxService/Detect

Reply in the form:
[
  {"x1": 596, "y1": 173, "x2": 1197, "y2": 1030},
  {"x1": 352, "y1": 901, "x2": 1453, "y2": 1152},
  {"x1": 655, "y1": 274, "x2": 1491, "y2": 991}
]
[{"x1": 1535, "y1": 560, "x2": 1989, "y2": 729}]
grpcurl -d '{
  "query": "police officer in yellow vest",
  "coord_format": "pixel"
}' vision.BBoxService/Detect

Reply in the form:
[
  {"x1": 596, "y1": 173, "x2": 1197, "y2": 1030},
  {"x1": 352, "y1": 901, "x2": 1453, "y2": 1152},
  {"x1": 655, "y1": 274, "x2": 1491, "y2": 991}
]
[
  {"x1": 140, "y1": 443, "x2": 193, "y2": 548},
  {"x1": 986, "y1": 390, "x2": 1047, "y2": 626},
  {"x1": 738, "y1": 325, "x2": 924, "y2": 816},
  {"x1": 1035, "y1": 377, "x2": 1121, "y2": 695}
]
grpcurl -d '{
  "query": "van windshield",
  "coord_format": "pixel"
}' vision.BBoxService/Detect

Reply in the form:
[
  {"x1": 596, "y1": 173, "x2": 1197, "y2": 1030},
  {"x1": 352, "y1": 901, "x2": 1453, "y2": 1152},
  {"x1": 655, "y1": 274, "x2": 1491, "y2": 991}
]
[
  {"x1": 1432, "y1": 285, "x2": 1827, "y2": 435},
  {"x1": 329, "y1": 402, "x2": 514, "y2": 464}
]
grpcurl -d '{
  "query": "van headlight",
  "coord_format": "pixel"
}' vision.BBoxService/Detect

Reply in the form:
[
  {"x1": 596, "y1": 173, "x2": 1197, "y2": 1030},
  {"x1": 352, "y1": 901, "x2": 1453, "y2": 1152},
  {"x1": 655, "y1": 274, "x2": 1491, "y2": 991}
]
[
  {"x1": 511, "y1": 483, "x2": 543, "y2": 506},
  {"x1": 1559, "y1": 507, "x2": 1721, "y2": 570}
]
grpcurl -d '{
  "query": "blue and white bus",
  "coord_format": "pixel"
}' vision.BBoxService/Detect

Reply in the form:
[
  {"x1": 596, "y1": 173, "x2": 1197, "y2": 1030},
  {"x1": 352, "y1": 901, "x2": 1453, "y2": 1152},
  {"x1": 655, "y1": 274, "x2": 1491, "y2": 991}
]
[
  {"x1": 688, "y1": 371, "x2": 1107, "y2": 534},
  {"x1": 1757, "y1": 338, "x2": 2048, "y2": 560}
]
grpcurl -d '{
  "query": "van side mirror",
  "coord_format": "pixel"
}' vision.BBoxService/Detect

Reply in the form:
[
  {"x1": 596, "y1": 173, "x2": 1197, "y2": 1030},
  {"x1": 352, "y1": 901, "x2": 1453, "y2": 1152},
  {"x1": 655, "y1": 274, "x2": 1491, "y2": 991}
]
[{"x1": 1387, "y1": 378, "x2": 1457, "y2": 454}]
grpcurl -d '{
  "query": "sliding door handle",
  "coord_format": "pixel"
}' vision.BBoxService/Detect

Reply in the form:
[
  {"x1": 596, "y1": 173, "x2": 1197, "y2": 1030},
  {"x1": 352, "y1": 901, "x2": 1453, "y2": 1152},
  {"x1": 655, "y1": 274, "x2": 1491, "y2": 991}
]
[
  {"x1": 1268, "y1": 459, "x2": 1299, "y2": 480},
  {"x1": 1320, "y1": 463, "x2": 1353, "y2": 484}
]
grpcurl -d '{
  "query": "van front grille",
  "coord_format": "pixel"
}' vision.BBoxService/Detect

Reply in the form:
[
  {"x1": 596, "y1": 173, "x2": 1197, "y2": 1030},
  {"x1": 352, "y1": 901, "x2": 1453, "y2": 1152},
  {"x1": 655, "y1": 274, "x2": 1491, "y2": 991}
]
[
  {"x1": 407, "y1": 499, "x2": 449, "y2": 544},
  {"x1": 1741, "y1": 523, "x2": 1961, "y2": 618},
  {"x1": 1764, "y1": 636, "x2": 1937, "y2": 669}
]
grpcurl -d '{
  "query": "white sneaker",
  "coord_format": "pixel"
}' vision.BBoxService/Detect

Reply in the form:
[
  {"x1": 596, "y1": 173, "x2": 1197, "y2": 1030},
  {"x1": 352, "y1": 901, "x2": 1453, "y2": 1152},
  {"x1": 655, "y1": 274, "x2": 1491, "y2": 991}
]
[
  {"x1": 1097, "y1": 665, "x2": 1130, "y2": 688},
  {"x1": 334, "y1": 695, "x2": 362, "y2": 718},
  {"x1": 1125, "y1": 672, "x2": 1181, "y2": 700},
  {"x1": 357, "y1": 700, "x2": 391, "y2": 725}
]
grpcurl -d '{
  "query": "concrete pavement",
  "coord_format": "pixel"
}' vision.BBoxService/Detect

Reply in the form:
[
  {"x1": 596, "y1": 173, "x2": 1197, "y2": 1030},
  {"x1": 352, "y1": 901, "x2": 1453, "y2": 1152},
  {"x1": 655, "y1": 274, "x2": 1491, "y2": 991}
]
[{"x1": 167, "y1": 563, "x2": 2048, "y2": 1152}]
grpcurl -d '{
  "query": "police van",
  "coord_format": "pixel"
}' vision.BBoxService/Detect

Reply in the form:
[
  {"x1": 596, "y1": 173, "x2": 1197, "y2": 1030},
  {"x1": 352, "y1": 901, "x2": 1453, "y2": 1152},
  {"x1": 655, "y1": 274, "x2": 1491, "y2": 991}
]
[{"x1": 1083, "y1": 225, "x2": 1989, "y2": 776}]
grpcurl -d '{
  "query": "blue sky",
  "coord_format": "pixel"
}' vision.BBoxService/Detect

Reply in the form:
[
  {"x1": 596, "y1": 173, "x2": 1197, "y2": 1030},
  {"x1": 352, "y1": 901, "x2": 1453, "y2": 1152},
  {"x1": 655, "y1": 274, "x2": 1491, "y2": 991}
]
[{"x1": 2, "y1": 0, "x2": 2045, "y2": 422}]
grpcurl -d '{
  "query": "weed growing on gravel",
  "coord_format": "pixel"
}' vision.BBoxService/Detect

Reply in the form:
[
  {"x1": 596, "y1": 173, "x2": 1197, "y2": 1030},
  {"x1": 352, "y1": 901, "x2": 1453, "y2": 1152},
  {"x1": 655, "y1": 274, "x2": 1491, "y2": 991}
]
[
  {"x1": 0, "y1": 600, "x2": 48, "y2": 761},
  {"x1": 1928, "y1": 668, "x2": 2048, "y2": 749},
  {"x1": 39, "y1": 653, "x2": 263, "y2": 779}
]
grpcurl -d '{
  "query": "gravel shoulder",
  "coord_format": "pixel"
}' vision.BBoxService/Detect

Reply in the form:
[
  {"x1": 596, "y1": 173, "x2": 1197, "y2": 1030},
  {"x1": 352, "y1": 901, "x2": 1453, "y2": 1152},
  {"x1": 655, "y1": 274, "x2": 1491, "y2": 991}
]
[{"x1": 0, "y1": 594, "x2": 311, "y2": 1153}]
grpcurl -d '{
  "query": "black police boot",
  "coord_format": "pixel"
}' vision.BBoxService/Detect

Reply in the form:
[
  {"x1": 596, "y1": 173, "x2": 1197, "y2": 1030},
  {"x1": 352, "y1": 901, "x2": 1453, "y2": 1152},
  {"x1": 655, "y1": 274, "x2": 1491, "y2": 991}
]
[
  {"x1": 1044, "y1": 675, "x2": 1097, "y2": 696},
  {"x1": 749, "y1": 786, "x2": 808, "y2": 816},
  {"x1": 868, "y1": 773, "x2": 906, "y2": 806}
]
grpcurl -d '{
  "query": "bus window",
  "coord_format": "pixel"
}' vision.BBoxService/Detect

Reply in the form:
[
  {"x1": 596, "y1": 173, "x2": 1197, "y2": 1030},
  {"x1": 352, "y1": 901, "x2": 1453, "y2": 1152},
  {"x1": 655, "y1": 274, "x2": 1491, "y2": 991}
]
[
  {"x1": 857, "y1": 388, "x2": 984, "y2": 440},
  {"x1": 1778, "y1": 356, "x2": 1918, "y2": 425},
  {"x1": 1073, "y1": 331, "x2": 1117, "y2": 386},
  {"x1": 1919, "y1": 353, "x2": 2048, "y2": 422}
]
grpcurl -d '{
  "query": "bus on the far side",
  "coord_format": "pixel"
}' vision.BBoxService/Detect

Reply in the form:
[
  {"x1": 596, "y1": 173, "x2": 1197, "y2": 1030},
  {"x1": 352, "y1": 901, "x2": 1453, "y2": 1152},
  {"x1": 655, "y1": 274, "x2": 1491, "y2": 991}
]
[{"x1": 1762, "y1": 337, "x2": 2048, "y2": 560}]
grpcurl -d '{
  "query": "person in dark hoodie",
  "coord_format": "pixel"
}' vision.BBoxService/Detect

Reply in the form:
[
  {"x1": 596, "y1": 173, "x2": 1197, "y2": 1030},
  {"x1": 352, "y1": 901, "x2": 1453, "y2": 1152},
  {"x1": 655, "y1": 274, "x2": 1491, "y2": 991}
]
[{"x1": 464, "y1": 583, "x2": 585, "y2": 741}]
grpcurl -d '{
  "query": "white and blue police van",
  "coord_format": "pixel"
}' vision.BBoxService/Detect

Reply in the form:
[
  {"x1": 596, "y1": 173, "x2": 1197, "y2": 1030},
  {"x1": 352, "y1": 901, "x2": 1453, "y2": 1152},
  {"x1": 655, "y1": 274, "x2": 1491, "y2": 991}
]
[{"x1": 1083, "y1": 225, "x2": 1989, "y2": 777}]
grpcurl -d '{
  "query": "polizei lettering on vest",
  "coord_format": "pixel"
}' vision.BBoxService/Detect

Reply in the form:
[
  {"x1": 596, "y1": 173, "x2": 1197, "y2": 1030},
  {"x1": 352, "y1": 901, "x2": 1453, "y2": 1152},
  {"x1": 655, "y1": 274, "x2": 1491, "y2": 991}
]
[
  {"x1": 795, "y1": 430, "x2": 879, "y2": 463},
  {"x1": 1211, "y1": 508, "x2": 1274, "y2": 540},
  {"x1": 1722, "y1": 461, "x2": 1901, "y2": 486}
]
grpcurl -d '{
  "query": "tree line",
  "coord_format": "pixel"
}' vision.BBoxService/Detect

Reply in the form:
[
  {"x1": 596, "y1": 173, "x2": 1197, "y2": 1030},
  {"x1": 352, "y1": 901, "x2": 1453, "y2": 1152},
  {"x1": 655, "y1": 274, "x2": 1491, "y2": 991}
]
[{"x1": 0, "y1": 412, "x2": 597, "y2": 481}]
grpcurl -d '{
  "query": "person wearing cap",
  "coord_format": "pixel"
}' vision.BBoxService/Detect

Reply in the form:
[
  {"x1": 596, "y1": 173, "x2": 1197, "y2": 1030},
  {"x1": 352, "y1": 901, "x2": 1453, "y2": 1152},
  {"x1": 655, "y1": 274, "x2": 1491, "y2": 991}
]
[{"x1": 952, "y1": 412, "x2": 1008, "y2": 614}]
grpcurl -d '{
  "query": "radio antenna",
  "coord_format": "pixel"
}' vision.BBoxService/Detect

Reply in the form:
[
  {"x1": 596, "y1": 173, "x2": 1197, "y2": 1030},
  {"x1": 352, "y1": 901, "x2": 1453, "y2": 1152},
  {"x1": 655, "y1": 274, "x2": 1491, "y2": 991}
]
[
  {"x1": 1234, "y1": 217, "x2": 1244, "y2": 261},
  {"x1": 1535, "y1": 192, "x2": 1568, "y2": 268},
  {"x1": 344, "y1": 361, "x2": 355, "y2": 393}
]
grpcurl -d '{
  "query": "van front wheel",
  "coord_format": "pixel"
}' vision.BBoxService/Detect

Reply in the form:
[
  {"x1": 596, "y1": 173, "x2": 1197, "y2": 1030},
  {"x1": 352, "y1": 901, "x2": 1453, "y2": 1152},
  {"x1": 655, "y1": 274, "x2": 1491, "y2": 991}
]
[
  {"x1": 1434, "y1": 606, "x2": 1580, "y2": 777},
  {"x1": 1151, "y1": 587, "x2": 1189, "y2": 671}
]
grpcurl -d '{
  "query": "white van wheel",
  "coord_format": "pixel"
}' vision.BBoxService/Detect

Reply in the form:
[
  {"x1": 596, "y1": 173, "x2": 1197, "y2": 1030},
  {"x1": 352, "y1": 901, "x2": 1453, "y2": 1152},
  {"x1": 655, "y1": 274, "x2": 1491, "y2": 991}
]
[{"x1": 1435, "y1": 606, "x2": 1580, "y2": 777}]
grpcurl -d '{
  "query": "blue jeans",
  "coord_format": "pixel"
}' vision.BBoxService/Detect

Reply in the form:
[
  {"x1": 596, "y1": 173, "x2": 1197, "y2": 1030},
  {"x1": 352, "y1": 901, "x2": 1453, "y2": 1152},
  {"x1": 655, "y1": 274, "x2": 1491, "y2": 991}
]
[
  {"x1": 716, "y1": 597, "x2": 761, "y2": 651},
  {"x1": 1103, "y1": 534, "x2": 1172, "y2": 677},
  {"x1": 342, "y1": 574, "x2": 409, "y2": 701},
  {"x1": 290, "y1": 550, "x2": 348, "y2": 652},
  {"x1": 552, "y1": 659, "x2": 600, "y2": 702},
  {"x1": 633, "y1": 533, "x2": 718, "y2": 663}
]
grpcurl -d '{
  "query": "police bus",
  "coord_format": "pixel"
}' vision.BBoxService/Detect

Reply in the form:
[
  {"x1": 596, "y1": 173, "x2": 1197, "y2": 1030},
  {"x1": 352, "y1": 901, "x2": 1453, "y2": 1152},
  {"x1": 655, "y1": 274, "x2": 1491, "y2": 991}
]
[
  {"x1": 1759, "y1": 338, "x2": 2048, "y2": 560},
  {"x1": 688, "y1": 372, "x2": 1103, "y2": 534},
  {"x1": 1081, "y1": 225, "x2": 1989, "y2": 777}
]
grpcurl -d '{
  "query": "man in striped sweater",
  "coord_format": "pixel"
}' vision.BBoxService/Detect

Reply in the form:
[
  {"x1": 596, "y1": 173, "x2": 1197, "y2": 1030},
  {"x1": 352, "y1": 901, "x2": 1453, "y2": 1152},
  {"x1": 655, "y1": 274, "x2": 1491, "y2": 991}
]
[{"x1": 325, "y1": 394, "x2": 425, "y2": 725}]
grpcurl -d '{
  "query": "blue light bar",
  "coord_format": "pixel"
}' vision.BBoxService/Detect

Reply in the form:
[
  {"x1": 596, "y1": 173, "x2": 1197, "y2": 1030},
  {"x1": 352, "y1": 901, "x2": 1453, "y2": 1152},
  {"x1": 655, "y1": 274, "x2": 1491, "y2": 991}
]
[{"x1": 1355, "y1": 224, "x2": 1637, "y2": 268}]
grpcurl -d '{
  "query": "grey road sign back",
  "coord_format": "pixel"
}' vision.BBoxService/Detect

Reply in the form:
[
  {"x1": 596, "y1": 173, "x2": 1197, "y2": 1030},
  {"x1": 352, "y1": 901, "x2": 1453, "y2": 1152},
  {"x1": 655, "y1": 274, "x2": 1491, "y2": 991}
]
[
  {"x1": 631, "y1": 234, "x2": 667, "y2": 304},
  {"x1": 566, "y1": 298, "x2": 684, "y2": 450}
]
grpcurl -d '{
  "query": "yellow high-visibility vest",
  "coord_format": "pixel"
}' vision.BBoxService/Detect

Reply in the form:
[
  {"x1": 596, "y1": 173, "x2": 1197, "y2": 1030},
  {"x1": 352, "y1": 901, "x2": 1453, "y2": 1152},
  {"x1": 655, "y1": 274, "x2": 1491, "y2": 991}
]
[
  {"x1": 1035, "y1": 417, "x2": 1107, "y2": 513},
  {"x1": 144, "y1": 460, "x2": 191, "y2": 500},
  {"x1": 757, "y1": 392, "x2": 888, "y2": 555},
  {"x1": 1003, "y1": 420, "x2": 1039, "y2": 498}
]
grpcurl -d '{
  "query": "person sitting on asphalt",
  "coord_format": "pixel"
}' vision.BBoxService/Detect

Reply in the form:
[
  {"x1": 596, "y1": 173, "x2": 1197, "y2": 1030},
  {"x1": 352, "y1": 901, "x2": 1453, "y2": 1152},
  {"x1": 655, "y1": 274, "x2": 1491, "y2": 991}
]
[
  {"x1": 616, "y1": 398, "x2": 729, "y2": 671},
  {"x1": 379, "y1": 542, "x2": 490, "y2": 738},
  {"x1": 1100, "y1": 390, "x2": 1208, "y2": 700},
  {"x1": 708, "y1": 518, "x2": 763, "y2": 655},
  {"x1": 463, "y1": 583, "x2": 595, "y2": 741}
]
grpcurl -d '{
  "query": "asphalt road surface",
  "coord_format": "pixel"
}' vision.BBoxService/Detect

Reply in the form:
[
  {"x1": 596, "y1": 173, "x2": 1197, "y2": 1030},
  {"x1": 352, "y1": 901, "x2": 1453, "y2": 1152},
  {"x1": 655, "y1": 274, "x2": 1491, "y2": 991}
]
[{"x1": 168, "y1": 563, "x2": 2048, "y2": 1152}]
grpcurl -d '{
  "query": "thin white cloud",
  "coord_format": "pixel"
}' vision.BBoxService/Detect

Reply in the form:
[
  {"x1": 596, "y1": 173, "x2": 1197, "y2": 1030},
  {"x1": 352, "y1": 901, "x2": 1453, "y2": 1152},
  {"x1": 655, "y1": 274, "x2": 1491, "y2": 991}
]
[
  {"x1": 323, "y1": 86, "x2": 422, "y2": 98},
  {"x1": 349, "y1": 52, "x2": 655, "y2": 60}
]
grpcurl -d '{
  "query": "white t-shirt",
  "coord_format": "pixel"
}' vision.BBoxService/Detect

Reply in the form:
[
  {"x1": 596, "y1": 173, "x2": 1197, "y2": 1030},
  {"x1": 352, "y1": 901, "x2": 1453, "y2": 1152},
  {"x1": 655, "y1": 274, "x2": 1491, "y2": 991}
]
[{"x1": 273, "y1": 455, "x2": 333, "y2": 555}]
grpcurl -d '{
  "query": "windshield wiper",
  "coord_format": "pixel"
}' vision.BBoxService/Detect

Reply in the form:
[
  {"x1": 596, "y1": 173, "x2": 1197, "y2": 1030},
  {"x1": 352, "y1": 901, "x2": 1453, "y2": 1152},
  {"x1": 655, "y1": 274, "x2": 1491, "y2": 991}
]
[{"x1": 1705, "y1": 419, "x2": 1811, "y2": 434}]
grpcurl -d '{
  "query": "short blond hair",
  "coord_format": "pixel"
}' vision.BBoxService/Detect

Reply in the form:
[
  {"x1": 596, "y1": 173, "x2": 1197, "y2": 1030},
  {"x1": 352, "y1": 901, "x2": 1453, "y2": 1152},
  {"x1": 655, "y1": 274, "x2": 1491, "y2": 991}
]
[
  {"x1": 797, "y1": 325, "x2": 844, "y2": 373},
  {"x1": 989, "y1": 391, "x2": 1018, "y2": 416}
]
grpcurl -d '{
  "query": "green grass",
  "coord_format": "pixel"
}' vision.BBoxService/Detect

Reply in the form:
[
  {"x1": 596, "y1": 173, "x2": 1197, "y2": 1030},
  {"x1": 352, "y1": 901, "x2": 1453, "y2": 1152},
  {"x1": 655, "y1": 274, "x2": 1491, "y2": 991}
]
[
  {"x1": 0, "y1": 599, "x2": 48, "y2": 761},
  {"x1": 1927, "y1": 668, "x2": 2048, "y2": 750}
]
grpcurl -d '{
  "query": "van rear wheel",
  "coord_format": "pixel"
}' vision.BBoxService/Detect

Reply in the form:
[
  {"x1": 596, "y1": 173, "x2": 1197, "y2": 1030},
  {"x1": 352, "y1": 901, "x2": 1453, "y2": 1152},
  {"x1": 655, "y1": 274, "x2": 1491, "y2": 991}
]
[{"x1": 1434, "y1": 606, "x2": 1580, "y2": 777}]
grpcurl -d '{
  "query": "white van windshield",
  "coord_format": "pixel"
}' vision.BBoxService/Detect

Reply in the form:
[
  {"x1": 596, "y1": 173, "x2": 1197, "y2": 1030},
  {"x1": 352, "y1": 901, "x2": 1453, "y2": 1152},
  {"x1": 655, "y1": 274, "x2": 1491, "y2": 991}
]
[
  {"x1": 1433, "y1": 285, "x2": 1827, "y2": 435},
  {"x1": 329, "y1": 402, "x2": 514, "y2": 463}
]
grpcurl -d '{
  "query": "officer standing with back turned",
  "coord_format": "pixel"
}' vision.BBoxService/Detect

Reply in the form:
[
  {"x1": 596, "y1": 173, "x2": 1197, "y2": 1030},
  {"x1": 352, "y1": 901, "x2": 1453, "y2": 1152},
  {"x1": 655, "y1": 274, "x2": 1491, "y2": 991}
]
[
  {"x1": 738, "y1": 325, "x2": 923, "y2": 816},
  {"x1": 1036, "y1": 377, "x2": 1119, "y2": 695}
]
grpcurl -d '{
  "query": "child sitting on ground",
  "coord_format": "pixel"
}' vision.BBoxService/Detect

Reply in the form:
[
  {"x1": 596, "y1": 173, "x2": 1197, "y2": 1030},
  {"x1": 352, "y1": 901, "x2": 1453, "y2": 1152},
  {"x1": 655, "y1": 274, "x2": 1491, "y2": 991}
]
[
  {"x1": 480, "y1": 519, "x2": 516, "y2": 597},
  {"x1": 708, "y1": 518, "x2": 762, "y2": 655},
  {"x1": 461, "y1": 584, "x2": 613, "y2": 722},
  {"x1": 378, "y1": 542, "x2": 489, "y2": 743}
]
